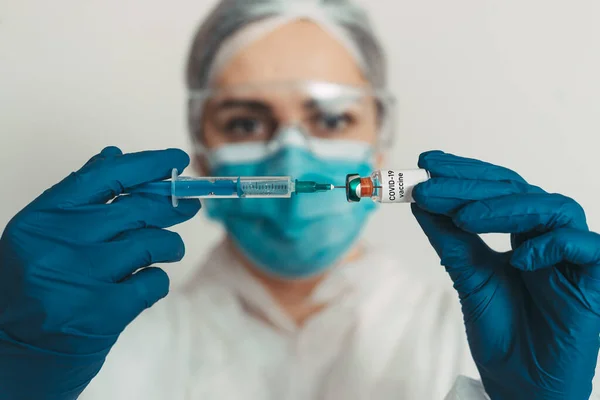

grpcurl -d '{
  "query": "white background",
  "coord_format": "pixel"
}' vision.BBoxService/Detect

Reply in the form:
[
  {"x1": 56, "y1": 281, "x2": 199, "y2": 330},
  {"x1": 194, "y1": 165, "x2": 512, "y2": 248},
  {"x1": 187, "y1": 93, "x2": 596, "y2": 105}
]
[{"x1": 1, "y1": 0, "x2": 599, "y2": 287}]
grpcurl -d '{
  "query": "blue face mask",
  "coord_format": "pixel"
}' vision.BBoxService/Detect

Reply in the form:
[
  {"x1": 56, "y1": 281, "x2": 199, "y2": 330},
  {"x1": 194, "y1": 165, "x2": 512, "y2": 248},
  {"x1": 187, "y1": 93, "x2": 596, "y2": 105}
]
[{"x1": 204, "y1": 138, "x2": 376, "y2": 279}]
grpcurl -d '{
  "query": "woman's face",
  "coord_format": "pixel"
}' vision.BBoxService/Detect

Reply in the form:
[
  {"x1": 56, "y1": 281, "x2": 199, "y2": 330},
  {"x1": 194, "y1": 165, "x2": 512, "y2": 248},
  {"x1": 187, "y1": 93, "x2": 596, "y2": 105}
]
[
  {"x1": 194, "y1": 20, "x2": 381, "y2": 278},
  {"x1": 198, "y1": 20, "x2": 380, "y2": 154}
]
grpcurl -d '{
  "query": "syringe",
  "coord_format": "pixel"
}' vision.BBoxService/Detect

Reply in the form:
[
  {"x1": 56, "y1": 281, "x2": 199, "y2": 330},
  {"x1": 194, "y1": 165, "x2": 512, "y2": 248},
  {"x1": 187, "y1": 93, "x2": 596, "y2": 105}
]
[{"x1": 130, "y1": 169, "x2": 334, "y2": 207}]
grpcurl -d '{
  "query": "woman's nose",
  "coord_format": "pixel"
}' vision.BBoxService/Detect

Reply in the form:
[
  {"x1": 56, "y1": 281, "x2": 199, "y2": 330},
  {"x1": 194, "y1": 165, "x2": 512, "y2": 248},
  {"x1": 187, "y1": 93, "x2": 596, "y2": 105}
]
[{"x1": 266, "y1": 125, "x2": 312, "y2": 155}]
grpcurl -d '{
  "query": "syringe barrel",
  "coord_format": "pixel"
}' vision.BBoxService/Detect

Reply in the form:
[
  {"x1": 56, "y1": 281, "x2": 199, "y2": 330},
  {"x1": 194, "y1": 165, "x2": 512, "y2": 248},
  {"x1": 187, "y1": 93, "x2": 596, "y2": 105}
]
[
  {"x1": 237, "y1": 177, "x2": 294, "y2": 198},
  {"x1": 170, "y1": 169, "x2": 293, "y2": 207}
]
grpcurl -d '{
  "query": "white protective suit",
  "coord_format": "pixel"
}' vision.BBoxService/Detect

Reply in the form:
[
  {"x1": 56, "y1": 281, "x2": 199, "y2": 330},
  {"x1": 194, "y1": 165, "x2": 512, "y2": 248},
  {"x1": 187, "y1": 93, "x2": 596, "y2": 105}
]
[
  {"x1": 80, "y1": 241, "x2": 491, "y2": 399},
  {"x1": 80, "y1": 4, "x2": 494, "y2": 396}
]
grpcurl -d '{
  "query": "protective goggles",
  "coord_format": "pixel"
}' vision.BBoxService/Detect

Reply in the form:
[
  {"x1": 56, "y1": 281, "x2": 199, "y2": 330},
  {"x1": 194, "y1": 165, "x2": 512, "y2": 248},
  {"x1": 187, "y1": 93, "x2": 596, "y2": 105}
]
[{"x1": 188, "y1": 81, "x2": 396, "y2": 153}]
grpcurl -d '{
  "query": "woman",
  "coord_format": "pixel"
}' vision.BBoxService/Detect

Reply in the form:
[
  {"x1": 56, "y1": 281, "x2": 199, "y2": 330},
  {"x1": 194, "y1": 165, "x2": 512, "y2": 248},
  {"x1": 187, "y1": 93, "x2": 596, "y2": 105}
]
[
  {"x1": 90, "y1": 2, "x2": 479, "y2": 398},
  {"x1": 1, "y1": 1, "x2": 599, "y2": 399}
]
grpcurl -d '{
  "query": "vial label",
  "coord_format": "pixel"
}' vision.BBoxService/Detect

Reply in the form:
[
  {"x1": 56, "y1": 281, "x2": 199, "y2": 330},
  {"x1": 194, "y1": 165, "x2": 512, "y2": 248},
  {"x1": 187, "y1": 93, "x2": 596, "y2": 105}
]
[{"x1": 380, "y1": 169, "x2": 430, "y2": 203}]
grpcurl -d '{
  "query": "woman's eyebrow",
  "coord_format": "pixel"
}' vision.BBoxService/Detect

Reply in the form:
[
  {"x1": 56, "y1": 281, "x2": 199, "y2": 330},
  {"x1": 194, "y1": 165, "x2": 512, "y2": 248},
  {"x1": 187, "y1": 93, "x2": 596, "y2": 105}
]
[
  {"x1": 304, "y1": 96, "x2": 364, "y2": 111},
  {"x1": 216, "y1": 99, "x2": 272, "y2": 113}
]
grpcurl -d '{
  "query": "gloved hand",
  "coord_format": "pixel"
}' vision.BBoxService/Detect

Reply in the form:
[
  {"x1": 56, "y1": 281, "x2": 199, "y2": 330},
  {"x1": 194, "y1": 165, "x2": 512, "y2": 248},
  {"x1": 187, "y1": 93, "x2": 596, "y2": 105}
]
[
  {"x1": 411, "y1": 150, "x2": 600, "y2": 400},
  {"x1": 0, "y1": 147, "x2": 201, "y2": 400}
]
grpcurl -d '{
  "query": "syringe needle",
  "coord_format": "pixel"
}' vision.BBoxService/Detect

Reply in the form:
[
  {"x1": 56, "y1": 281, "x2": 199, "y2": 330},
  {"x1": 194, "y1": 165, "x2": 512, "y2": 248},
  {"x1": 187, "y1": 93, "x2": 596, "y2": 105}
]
[{"x1": 332, "y1": 186, "x2": 382, "y2": 189}]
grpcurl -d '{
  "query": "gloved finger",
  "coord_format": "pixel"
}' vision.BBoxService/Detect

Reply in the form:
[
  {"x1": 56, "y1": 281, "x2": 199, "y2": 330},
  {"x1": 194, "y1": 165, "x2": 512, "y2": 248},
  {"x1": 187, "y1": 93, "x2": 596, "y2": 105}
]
[
  {"x1": 412, "y1": 204, "x2": 518, "y2": 333},
  {"x1": 83, "y1": 146, "x2": 123, "y2": 168},
  {"x1": 116, "y1": 267, "x2": 170, "y2": 320},
  {"x1": 37, "y1": 148, "x2": 191, "y2": 208},
  {"x1": 418, "y1": 150, "x2": 527, "y2": 183},
  {"x1": 411, "y1": 203, "x2": 498, "y2": 293},
  {"x1": 453, "y1": 193, "x2": 588, "y2": 234},
  {"x1": 512, "y1": 228, "x2": 600, "y2": 277},
  {"x1": 105, "y1": 194, "x2": 200, "y2": 238},
  {"x1": 413, "y1": 178, "x2": 545, "y2": 215},
  {"x1": 32, "y1": 194, "x2": 201, "y2": 243},
  {"x1": 89, "y1": 228, "x2": 185, "y2": 282}
]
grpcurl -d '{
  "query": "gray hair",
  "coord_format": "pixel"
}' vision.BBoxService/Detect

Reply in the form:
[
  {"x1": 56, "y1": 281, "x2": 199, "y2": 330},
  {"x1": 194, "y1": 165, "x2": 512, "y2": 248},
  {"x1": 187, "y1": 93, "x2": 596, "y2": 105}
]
[{"x1": 185, "y1": 0, "x2": 388, "y2": 91}]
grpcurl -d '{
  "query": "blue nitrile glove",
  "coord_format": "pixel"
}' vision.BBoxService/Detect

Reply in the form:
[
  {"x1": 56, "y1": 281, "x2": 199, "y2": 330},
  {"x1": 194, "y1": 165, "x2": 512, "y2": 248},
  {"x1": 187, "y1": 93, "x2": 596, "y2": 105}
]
[
  {"x1": 0, "y1": 147, "x2": 201, "y2": 400},
  {"x1": 411, "y1": 150, "x2": 600, "y2": 400}
]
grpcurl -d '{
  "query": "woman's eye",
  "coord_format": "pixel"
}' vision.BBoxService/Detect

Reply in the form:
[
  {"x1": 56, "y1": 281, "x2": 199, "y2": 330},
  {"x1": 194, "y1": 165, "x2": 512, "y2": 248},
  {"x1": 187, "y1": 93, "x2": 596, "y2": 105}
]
[
  {"x1": 224, "y1": 118, "x2": 265, "y2": 137},
  {"x1": 313, "y1": 113, "x2": 354, "y2": 133}
]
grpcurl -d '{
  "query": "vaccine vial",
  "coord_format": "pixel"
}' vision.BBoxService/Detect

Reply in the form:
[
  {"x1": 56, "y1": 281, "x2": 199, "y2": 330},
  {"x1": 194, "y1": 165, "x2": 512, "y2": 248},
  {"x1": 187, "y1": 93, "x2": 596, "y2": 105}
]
[{"x1": 345, "y1": 169, "x2": 430, "y2": 203}]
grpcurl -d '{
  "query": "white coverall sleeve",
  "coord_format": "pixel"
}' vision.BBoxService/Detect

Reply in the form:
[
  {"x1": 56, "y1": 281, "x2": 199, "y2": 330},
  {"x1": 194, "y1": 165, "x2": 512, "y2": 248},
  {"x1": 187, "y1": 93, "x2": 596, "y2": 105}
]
[{"x1": 444, "y1": 376, "x2": 489, "y2": 400}]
